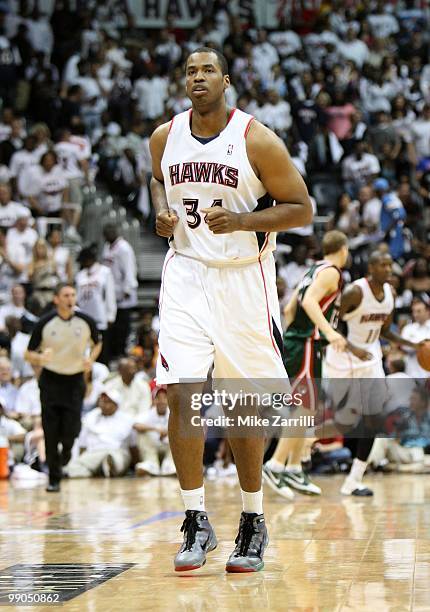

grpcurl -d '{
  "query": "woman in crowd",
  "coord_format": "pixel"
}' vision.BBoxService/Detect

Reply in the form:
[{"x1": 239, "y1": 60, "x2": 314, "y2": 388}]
[{"x1": 27, "y1": 238, "x2": 59, "y2": 309}]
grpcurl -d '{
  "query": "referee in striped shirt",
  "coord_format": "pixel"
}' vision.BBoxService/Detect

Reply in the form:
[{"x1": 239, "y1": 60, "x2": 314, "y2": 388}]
[{"x1": 25, "y1": 283, "x2": 101, "y2": 492}]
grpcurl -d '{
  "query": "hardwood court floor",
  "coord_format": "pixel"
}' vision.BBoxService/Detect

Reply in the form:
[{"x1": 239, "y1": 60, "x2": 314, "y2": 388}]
[{"x1": 1, "y1": 473, "x2": 430, "y2": 611}]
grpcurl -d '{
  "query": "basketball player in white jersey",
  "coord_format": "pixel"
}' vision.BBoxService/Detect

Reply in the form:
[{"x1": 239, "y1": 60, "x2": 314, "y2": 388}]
[
  {"x1": 150, "y1": 47, "x2": 313, "y2": 573},
  {"x1": 325, "y1": 250, "x2": 423, "y2": 496}
]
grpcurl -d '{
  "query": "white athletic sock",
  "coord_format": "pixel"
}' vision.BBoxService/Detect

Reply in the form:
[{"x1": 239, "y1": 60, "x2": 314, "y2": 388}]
[
  {"x1": 180, "y1": 486, "x2": 205, "y2": 511},
  {"x1": 241, "y1": 489, "x2": 263, "y2": 515},
  {"x1": 266, "y1": 458, "x2": 284, "y2": 473},
  {"x1": 349, "y1": 458, "x2": 367, "y2": 483},
  {"x1": 286, "y1": 464, "x2": 302, "y2": 474}
]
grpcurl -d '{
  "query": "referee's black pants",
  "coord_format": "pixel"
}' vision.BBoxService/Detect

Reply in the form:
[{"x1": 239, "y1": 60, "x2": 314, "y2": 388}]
[{"x1": 39, "y1": 369, "x2": 85, "y2": 485}]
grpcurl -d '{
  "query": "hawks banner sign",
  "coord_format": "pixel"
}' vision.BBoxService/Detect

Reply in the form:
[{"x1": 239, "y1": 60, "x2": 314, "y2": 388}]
[{"x1": 129, "y1": 0, "x2": 215, "y2": 28}]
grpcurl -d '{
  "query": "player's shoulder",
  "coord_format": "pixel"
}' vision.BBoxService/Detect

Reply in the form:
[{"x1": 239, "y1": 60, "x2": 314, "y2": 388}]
[
  {"x1": 343, "y1": 281, "x2": 363, "y2": 302},
  {"x1": 246, "y1": 118, "x2": 284, "y2": 148},
  {"x1": 149, "y1": 120, "x2": 172, "y2": 153}
]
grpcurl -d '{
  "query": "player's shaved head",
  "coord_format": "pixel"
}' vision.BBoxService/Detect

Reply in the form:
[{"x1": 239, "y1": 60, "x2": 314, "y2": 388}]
[
  {"x1": 322, "y1": 230, "x2": 348, "y2": 255},
  {"x1": 368, "y1": 250, "x2": 392, "y2": 266}
]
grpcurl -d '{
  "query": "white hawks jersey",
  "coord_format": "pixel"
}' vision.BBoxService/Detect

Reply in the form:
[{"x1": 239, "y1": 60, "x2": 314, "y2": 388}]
[
  {"x1": 160, "y1": 108, "x2": 276, "y2": 266},
  {"x1": 325, "y1": 277, "x2": 394, "y2": 372},
  {"x1": 75, "y1": 263, "x2": 117, "y2": 331}
]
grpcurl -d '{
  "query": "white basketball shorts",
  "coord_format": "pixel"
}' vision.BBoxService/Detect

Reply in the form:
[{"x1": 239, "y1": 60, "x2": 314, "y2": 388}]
[
  {"x1": 156, "y1": 250, "x2": 289, "y2": 384},
  {"x1": 324, "y1": 359, "x2": 387, "y2": 427}
]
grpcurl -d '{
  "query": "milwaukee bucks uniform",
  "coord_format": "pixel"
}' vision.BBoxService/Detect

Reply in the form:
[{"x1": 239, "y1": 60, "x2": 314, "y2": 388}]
[{"x1": 284, "y1": 260, "x2": 342, "y2": 380}]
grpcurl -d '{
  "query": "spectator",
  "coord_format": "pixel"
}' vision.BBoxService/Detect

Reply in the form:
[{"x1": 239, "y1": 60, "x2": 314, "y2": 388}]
[
  {"x1": 325, "y1": 90, "x2": 356, "y2": 141},
  {"x1": 337, "y1": 27, "x2": 369, "y2": 69},
  {"x1": 411, "y1": 104, "x2": 430, "y2": 163},
  {"x1": 65, "y1": 388, "x2": 138, "y2": 478},
  {"x1": 367, "y1": 111, "x2": 401, "y2": 161},
  {"x1": 256, "y1": 89, "x2": 291, "y2": 137},
  {"x1": 104, "y1": 357, "x2": 151, "y2": 419},
  {"x1": 102, "y1": 223, "x2": 138, "y2": 360},
  {"x1": 342, "y1": 141, "x2": 380, "y2": 196},
  {"x1": 9, "y1": 135, "x2": 39, "y2": 189},
  {"x1": 0, "y1": 182, "x2": 29, "y2": 230},
  {"x1": 0, "y1": 228, "x2": 21, "y2": 304},
  {"x1": 397, "y1": 182, "x2": 424, "y2": 239},
  {"x1": 0, "y1": 400, "x2": 26, "y2": 467},
  {"x1": 405, "y1": 259, "x2": 430, "y2": 297},
  {"x1": 0, "y1": 284, "x2": 26, "y2": 329},
  {"x1": 75, "y1": 244, "x2": 116, "y2": 364},
  {"x1": 19, "y1": 150, "x2": 69, "y2": 219},
  {"x1": 278, "y1": 244, "x2": 310, "y2": 302},
  {"x1": 357, "y1": 185, "x2": 382, "y2": 232},
  {"x1": 0, "y1": 356, "x2": 18, "y2": 417},
  {"x1": 401, "y1": 298, "x2": 430, "y2": 378},
  {"x1": 134, "y1": 386, "x2": 175, "y2": 476},
  {"x1": 27, "y1": 238, "x2": 59, "y2": 310},
  {"x1": 46, "y1": 228, "x2": 73, "y2": 284},
  {"x1": 82, "y1": 367, "x2": 106, "y2": 415},
  {"x1": 331, "y1": 192, "x2": 360, "y2": 236},
  {"x1": 5, "y1": 210, "x2": 38, "y2": 283},
  {"x1": 369, "y1": 387, "x2": 429, "y2": 470},
  {"x1": 54, "y1": 128, "x2": 89, "y2": 237},
  {"x1": 375, "y1": 178, "x2": 406, "y2": 260}
]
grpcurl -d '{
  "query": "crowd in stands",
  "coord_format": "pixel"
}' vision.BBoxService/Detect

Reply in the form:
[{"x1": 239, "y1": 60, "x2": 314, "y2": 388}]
[{"x1": 0, "y1": 0, "x2": 430, "y2": 484}]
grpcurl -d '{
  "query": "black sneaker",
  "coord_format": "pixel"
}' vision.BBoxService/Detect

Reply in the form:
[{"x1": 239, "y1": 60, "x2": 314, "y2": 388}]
[
  {"x1": 46, "y1": 482, "x2": 61, "y2": 493},
  {"x1": 174, "y1": 510, "x2": 217, "y2": 571},
  {"x1": 225, "y1": 512, "x2": 268, "y2": 573}
]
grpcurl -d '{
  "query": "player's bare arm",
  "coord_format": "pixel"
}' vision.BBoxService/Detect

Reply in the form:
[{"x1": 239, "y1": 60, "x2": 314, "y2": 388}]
[
  {"x1": 283, "y1": 287, "x2": 299, "y2": 328},
  {"x1": 337, "y1": 284, "x2": 373, "y2": 360},
  {"x1": 301, "y1": 267, "x2": 347, "y2": 351},
  {"x1": 149, "y1": 123, "x2": 179, "y2": 238},
  {"x1": 380, "y1": 312, "x2": 423, "y2": 349},
  {"x1": 338, "y1": 284, "x2": 362, "y2": 319},
  {"x1": 202, "y1": 121, "x2": 313, "y2": 234}
]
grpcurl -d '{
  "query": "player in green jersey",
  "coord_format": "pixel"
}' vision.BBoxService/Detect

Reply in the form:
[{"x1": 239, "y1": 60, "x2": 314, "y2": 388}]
[{"x1": 263, "y1": 230, "x2": 368, "y2": 499}]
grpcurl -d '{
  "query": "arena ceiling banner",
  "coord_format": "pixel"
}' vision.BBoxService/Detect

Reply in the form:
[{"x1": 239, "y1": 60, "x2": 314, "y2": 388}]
[{"x1": 129, "y1": 0, "x2": 215, "y2": 28}]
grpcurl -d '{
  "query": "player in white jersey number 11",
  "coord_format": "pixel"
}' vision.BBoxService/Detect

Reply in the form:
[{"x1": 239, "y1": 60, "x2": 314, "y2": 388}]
[
  {"x1": 325, "y1": 250, "x2": 427, "y2": 496},
  {"x1": 150, "y1": 47, "x2": 313, "y2": 573}
]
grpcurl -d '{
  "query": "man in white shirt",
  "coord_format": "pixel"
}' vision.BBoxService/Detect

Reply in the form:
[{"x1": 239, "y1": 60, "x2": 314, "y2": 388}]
[
  {"x1": 65, "y1": 388, "x2": 138, "y2": 478},
  {"x1": 6, "y1": 212, "x2": 37, "y2": 283},
  {"x1": 9, "y1": 136, "x2": 39, "y2": 186},
  {"x1": 358, "y1": 185, "x2": 382, "y2": 232},
  {"x1": 0, "y1": 284, "x2": 26, "y2": 329},
  {"x1": 102, "y1": 223, "x2": 138, "y2": 359},
  {"x1": 134, "y1": 385, "x2": 175, "y2": 476},
  {"x1": 401, "y1": 298, "x2": 430, "y2": 378},
  {"x1": 367, "y1": 4, "x2": 399, "y2": 39},
  {"x1": 75, "y1": 245, "x2": 116, "y2": 363},
  {"x1": 256, "y1": 90, "x2": 291, "y2": 136},
  {"x1": 54, "y1": 129, "x2": 90, "y2": 233},
  {"x1": 104, "y1": 357, "x2": 151, "y2": 419},
  {"x1": 338, "y1": 27, "x2": 369, "y2": 69},
  {"x1": 252, "y1": 29, "x2": 279, "y2": 81},
  {"x1": 0, "y1": 356, "x2": 18, "y2": 417},
  {"x1": 133, "y1": 72, "x2": 169, "y2": 120},
  {"x1": 342, "y1": 141, "x2": 381, "y2": 195},
  {"x1": 0, "y1": 183, "x2": 29, "y2": 230}
]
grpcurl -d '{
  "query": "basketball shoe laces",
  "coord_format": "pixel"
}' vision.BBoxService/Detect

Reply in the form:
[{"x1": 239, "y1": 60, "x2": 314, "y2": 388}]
[
  {"x1": 180, "y1": 512, "x2": 202, "y2": 551},
  {"x1": 235, "y1": 515, "x2": 259, "y2": 557}
]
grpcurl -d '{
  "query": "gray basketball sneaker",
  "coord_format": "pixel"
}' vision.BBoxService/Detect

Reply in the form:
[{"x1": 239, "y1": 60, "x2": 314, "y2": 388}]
[
  {"x1": 225, "y1": 512, "x2": 269, "y2": 573},
  {"x1": 174, "y1": 510, "x2": 218, "y2": 571}
]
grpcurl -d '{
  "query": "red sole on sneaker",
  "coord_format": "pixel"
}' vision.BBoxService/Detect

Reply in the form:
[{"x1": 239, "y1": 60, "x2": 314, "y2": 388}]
[
  {"x1": 225, "y1": 565, "x2": 263, "y2": 573},
  {"x1": 175, "y1": 565, "x2": 203, "y2": 572}
]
